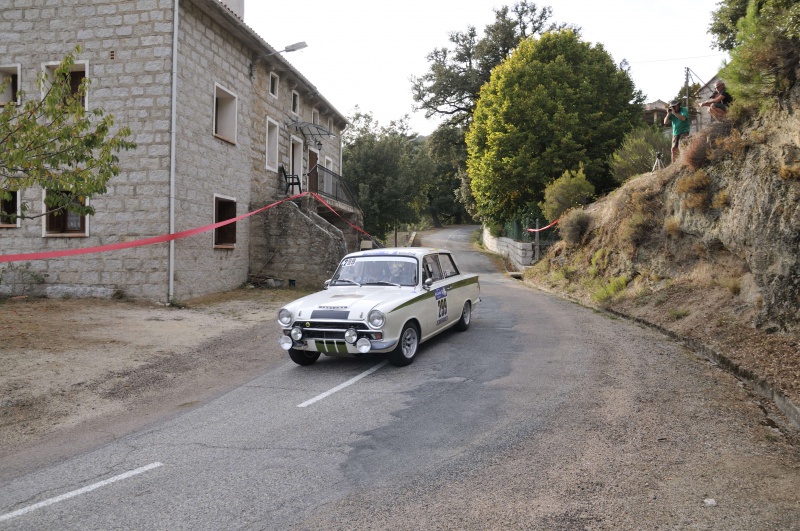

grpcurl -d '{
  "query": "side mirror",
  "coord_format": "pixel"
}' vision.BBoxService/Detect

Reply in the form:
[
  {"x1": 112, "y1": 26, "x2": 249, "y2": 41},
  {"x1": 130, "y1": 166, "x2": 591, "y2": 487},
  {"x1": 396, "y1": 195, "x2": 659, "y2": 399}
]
[
  {"x1": 423, "y1": 278, "x2": 433, "y2": 290},
  {"x1": 323, "y1": 279, "x2": 331, "y2": 289}
]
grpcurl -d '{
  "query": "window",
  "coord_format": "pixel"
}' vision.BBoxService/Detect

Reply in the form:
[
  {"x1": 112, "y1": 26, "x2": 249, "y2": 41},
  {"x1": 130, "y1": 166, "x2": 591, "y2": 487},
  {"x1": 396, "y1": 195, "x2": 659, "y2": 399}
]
[
  {"x1": 0, "y1": 190, "x2": 20, "y2": 227},
  {"x1": 438, "y1": 253, "x2": 460, "y2": 278},
  {"x1": 290, "y1": 136, "x2": 303, "y2": 179},
  {"x1": 214, "y1": 195, "x2": 237, "y2": 247},
  {"x1": 43, "y1": 61, "x2": 87, "y2": 109},
  {"x1": 422, "y1": 255, "x2": 443, "y2": 282},
  {"x1": 44, "y1": 191, "x2": 86, "y2": 236},
  {"x1": 327, "y1": 117, "x2": 334, "y2": 134},
  {"x1": 0, "y1": 64, "x2": 20, "y2": 106},
  {"x1": 214, "y1": 83, "x2": 237, "y2": 144},
  {"x1": 291, "y1": 90, "x2": 299, "y2": 115},
  {"x1": 324, "y1": 156, "x2": 333, "y2": 171},
  {"x1": 311, "y1": 108, "x2": 319, "y2": 125},
  {"x1": 269, "y1": 72, "x2": 279, "y2": 98},
  {"x1": 266, "y1": 117, "x2": 279, "y2": 172}
]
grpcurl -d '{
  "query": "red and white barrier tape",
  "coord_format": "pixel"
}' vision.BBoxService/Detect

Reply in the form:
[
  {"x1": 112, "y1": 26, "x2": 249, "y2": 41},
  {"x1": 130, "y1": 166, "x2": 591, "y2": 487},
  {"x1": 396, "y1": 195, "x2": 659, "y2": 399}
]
[
  {"x1": 0, "y1": 192, "x2": 371, "y2": 263},
  {"x1": 526, "y1": 218, "x2": 559, "y2": 233}
]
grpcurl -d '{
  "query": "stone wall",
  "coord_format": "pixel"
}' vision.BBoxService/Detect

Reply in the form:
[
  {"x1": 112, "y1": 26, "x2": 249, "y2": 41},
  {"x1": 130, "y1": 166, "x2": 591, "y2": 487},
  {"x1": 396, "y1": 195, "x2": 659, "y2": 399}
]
[
  {"x1": 482, "y1": 227, "x2": 534, "y2": 270},
  {"x1": 253, "y1": 201, "x2": 347, "y2": 288},
  {"x1": 0, "y1": 0, "x2": 175, "y2": 300}
]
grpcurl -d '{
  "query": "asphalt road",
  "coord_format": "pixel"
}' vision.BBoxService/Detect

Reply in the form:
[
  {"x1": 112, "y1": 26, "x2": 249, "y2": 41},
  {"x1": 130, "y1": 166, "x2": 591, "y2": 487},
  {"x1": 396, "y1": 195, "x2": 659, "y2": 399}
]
[{"x1": 1, "y1": 226, "x2": 798, "y2": 529}]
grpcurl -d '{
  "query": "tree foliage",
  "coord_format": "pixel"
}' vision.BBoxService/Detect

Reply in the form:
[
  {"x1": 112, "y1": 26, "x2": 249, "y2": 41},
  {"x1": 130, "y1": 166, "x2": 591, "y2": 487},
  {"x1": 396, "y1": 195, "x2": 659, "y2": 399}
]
[
  {"x1": 423, "y1": 126, "x2": 472, "y2": 226},
  {"x1": 0, "y1": 47, "x2": 135, "y2": 220},
  {"x1": 466, "y1": 29, "x2": 643, "y2": 223},
  {"x1": 709, "y1": 0, "x2": 752, "y2": 51},
  {"x1": 539, "y1": 165, "x2": 594, "y2": 222},
  {"x1": 720, "y1": 0, "x2": 800, "y2": 107},
  {"x1": 342, "y1": 112, "x2": 428, "y2": 241},
  {"x1": 411, "y1": 2, "x2": 557, "y2": 126},
  {"x1": 609, "y1": 125, "x2": 672, "y2": 184}
]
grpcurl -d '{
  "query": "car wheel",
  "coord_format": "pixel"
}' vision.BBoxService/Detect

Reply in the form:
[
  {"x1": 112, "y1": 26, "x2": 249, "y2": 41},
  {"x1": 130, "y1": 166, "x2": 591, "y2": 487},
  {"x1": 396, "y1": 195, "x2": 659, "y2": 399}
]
[
  {"x1": 289, "y1": 348, "x2": 321, "y2": 366},
  {"x1": 388, "y1": 322, "x2": 419, "y2": 367},
  {"x1": 454, "y1": 301, "x2": 472, "y2": 331}
]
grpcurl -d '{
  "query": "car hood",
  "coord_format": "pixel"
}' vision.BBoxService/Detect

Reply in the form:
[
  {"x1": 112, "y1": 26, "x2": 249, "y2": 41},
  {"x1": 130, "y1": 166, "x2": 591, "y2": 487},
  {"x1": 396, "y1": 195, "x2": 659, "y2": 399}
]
[{"x1": 285, "y1": 286, "x2": 418, "y2": 321}]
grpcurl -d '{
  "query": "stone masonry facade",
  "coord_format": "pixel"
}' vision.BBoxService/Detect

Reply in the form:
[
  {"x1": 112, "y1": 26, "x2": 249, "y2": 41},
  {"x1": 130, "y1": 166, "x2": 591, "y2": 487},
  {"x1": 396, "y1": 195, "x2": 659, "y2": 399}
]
[{"x1": 0, "y1": 0, "x2": 351, "y2": 302}]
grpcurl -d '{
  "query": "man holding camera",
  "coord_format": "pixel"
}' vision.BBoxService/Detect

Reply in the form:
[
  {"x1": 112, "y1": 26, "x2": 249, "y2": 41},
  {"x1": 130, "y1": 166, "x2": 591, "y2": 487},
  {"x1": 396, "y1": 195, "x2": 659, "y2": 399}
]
[{"x1": 664, "y1": 99, "x2": 690, "y2": 164}]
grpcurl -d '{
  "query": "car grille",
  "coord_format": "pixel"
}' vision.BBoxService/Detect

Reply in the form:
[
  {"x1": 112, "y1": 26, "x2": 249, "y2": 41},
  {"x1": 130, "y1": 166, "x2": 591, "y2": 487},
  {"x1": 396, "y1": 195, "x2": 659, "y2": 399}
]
[{"x1": 297, "y1": 320, "x2": 370, "y2": 341}]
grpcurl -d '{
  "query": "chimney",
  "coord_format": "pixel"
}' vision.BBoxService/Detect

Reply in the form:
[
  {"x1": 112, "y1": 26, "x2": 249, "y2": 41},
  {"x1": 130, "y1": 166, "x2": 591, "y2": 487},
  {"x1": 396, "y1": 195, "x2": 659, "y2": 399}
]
[{"x1": 219, "y1": 0, "x2": 244, "y2": 19}]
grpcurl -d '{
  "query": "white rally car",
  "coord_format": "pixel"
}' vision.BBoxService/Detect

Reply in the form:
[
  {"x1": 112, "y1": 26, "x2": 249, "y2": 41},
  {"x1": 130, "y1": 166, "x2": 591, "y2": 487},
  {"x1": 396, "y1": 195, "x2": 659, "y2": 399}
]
[{"x1": 277, "y1": 247, "x2": 480, "y2": 367}]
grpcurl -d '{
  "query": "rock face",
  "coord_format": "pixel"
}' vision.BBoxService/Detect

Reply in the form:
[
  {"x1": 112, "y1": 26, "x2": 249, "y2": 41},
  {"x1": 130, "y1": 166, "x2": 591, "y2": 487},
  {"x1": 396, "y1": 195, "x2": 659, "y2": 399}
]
[{"x1": 670, "y1": 108, "x2": 800, "y2": 331}]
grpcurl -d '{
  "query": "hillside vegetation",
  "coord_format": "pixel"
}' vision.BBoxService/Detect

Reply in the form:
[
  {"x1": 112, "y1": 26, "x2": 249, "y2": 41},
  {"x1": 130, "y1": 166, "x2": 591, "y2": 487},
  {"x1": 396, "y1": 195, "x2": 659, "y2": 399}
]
[{"x1": 524, "y1": 83, "x2": 800, "y2": 417}]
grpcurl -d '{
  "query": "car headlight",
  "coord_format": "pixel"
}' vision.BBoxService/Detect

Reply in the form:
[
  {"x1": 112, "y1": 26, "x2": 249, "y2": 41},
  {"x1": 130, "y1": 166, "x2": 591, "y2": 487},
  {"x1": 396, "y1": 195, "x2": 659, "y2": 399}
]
[
  {"x1": 344, "y1": 328, "x2": 358, "y2": 344},
  {"x1": 278, "y1": 308, "x2": 293, "y2": 325},
  {"x1": 367, "y1": 309, "x2": 385, "y2": 328}
]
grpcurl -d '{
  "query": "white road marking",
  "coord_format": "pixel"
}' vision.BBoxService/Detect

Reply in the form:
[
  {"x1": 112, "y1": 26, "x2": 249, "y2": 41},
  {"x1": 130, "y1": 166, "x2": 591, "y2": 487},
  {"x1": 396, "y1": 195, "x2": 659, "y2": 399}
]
[
  {"x1": 0, "y1": 462, "x2": 163, "y2": 522},
  {"x1": 297, "y1": 361, "x2": 388, "y2": 408}
]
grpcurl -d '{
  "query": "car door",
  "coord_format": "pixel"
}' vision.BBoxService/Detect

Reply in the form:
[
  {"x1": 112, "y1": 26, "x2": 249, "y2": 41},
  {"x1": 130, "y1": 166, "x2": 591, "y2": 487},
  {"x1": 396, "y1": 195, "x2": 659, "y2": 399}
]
[{"x1": 419, "y1": 253, "x2": 449, "y2": 340}]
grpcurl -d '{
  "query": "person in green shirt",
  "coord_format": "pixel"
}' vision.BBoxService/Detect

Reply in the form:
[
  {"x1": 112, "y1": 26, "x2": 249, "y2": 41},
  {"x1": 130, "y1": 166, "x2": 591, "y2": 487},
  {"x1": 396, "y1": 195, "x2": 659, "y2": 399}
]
[{"x1": 663, "y1": 99, "x2": 690, "y2": 164}]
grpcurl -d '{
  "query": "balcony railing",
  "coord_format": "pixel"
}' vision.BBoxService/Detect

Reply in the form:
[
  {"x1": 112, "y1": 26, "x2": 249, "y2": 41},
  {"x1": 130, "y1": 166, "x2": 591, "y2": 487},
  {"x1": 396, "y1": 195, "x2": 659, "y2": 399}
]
[{"x1": 307, "y1": 164, "x2": 361, "y2": 212}]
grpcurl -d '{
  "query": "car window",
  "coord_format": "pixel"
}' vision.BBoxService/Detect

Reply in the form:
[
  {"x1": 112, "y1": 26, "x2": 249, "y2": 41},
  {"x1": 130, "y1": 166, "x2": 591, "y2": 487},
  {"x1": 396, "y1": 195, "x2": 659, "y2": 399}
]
[
  {"x1": 422, "y1": 255, "x2": 443, "y2": 282},
  {"x1": 332, "y1": 256, "x2": 418, "y2": 286},
  {"x1": 438, "y1": 253, "x2": 459, "y2": 278}
]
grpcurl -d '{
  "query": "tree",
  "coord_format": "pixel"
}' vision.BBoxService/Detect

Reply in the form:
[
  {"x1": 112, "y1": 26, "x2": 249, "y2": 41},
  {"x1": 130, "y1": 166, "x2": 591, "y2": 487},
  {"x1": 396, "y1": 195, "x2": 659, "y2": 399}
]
[
  {"x1": 342, "y1": 112, "x2": 427, "y2": 241},
  {"x1": 709, "y1": 0, "x2": 753, "y2": 51},
  {"x1": 609, "y1": 125, "x2": 672, "y2": 184},
  {"x1": 466, "y1": 30, "x2": 643, "y2": 223},
  {"x1": 539, "y1": 165, "x2": 594, "y2": 222},
  {"x1": 0, "y1": 47, "x2": 135, "y2": 221},
  {"x1": 423, "y1": 126, "x2": 472, "y2": 226},
  {"x1": 411, "y1": 2, "x2": 557, "y2": 126},
  {"x1": 721, "y1": 0, "x2": 800, "y2": 106}
]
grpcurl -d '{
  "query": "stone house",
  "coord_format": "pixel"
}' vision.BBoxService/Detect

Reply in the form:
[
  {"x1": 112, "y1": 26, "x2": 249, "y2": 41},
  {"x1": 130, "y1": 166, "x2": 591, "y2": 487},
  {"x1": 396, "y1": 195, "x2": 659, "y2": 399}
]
[{"x1": 0, "y1": 0, "x2": 362, "y2": 302}]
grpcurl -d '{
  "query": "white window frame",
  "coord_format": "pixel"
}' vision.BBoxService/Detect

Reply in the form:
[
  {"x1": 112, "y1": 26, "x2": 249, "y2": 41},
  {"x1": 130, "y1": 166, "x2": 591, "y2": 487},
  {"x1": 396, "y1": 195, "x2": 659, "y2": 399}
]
[
  {"x1": 42, "y1": 60, "x2": 89, "y2": 110},
  {"x1": 41, "y1": 189, "x2": 89, "y2": 237},
  {"x1": 0, "y1": 189, "x2": 21, "y2": 228},
  {"x1": 266, "y1": 117, "x2": 280, "y2": 172},
  {"x1": 291, "y1": 90, "x2": 299, "y2": 116},
  {"x1": 213, "y1": 82, "x2": 238, "y2": 144},
  {"x1": 325, "y1": 156, "x2": 333, "y2": 172},
  {"x1": 213, "y1": 193, "x2": 237, "y2": 248},
  {"x1": 290, "y1": 135, "x2": 304, "y2": 183},
  {"x1": 269, "y1": 72, "x2": 279, "y2": 98},
  {"x1": 0, "y1": 64, "x2": 21, "y2": 106},
  {"x1": 311, "y1": 108, "x2": 319, "y2": 125}
]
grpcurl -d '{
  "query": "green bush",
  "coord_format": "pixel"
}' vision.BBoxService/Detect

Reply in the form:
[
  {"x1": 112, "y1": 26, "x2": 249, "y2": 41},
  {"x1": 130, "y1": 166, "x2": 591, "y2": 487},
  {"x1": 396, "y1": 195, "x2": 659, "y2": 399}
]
[
  {"x1": 592, "y1": 275, "x2": 629, "y2": 303},
  {"x1": 609, "y1": 125, "x2": 672, "y2": 183},
  {"x1": 539, "y1": 165, "x2": 595, "y2": 222},
  {"x1": 559, "y1": 208, "x2": 591, "y2": 246}
]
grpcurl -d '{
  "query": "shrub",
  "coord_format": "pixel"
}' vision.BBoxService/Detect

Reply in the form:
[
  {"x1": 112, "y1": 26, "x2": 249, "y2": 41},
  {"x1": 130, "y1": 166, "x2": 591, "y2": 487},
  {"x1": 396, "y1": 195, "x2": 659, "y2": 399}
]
[
  {"x1": 669, "y1": 308, "x2": 691, "y2": 320},
  {"x1": 712, "y1": 189, "x2": 731, "y2": 208},
  {"x1": 664, "y1": 216, "x2": 681, "y2": 237},
  {"x1": 620, "y1": 211, "x2": 654, "y2": 247},
  {"x1": 559, "y1": 208, "x2": 591, "y2": 246},
  {"x1": 779, "y1": 164, "x2": 800, "y2": 181},
  {"x1": 683, "y1": 122, "x2": 733, "y2": 170},
  {"x1": 676, "y1": 170, "x2": 711, "y2": 210},
  {"x1": 539, "y1": 165, "x2": 595, "y2": 222},
  {"x1": 609, "y1": 125, "x2": 672, "y2": 183},
  {"x1": 592, "y1": 275, "x2": 629, "y2": 303},
  {"x1": 711, "y1": 129, "x2": 747, "y2": 161}
]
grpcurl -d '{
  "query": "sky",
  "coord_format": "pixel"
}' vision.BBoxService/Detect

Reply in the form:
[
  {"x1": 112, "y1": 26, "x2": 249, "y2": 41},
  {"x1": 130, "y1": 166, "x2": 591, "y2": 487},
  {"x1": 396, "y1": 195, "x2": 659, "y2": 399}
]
[{"x1": 244, "y1": 0, "x2": 728, "y2": 135}]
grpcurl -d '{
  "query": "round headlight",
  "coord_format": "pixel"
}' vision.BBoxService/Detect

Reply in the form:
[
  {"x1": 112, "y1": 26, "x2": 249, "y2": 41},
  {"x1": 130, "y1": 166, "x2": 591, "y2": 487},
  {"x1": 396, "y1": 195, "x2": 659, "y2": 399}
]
[
  {"x1": 356, "y1": 338, "x2": 372, "y2": 353},
  {"x1": 290, "y1": 326, "x2": 303, "y2": 341},
  {"x1": 278, "y1": 336, "x2": 293, "y2": 350},
  {"x1": 367, "y1": 310, "x2": 385, "y2": 328},
  {"x1": 344, "y1": 328, "x2": 358, "y2": 344},
  {"x1": 278, "y1": 308, "x2": 293, "y2": 325}
]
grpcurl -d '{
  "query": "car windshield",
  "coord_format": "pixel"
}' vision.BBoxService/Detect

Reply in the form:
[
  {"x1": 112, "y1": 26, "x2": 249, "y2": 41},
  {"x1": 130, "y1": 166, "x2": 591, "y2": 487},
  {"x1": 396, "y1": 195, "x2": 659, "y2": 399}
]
[{"x1": 331, "y1": 256, "x2": 418, "y2": 287}]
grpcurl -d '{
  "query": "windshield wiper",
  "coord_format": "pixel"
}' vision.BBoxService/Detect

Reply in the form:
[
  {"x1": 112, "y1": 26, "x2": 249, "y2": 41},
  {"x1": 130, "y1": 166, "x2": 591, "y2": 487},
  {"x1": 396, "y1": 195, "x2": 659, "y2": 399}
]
[
  {"x1": 333, "y1": 278, "x2": 361, "y2": 286},
  {"x1": 364, "y1": 281, "x2": 401, "y2": 287}
]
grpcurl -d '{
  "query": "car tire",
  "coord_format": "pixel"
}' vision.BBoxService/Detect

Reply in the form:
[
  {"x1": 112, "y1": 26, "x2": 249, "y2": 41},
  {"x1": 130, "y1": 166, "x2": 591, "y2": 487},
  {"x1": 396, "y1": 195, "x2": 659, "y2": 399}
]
[
  {"x1": 454, "y1": 301, "x2": 472, "y2": 331},
  {"x1": 289, "y1": 348, "x2": 321, "y2": 366},
  {"x1": 388, "y1": 322, "x2": 419, "y2": 367}
]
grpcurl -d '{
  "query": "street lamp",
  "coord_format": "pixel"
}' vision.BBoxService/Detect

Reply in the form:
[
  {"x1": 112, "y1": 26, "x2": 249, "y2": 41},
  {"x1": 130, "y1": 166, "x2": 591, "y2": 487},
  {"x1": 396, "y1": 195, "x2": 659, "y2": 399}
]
[
  {"x1": 265, "y1": 41, "x2": 307, "y2": 58},
  {"x1": 250, "y1": 42, "x2": 308, "y2": 78}
]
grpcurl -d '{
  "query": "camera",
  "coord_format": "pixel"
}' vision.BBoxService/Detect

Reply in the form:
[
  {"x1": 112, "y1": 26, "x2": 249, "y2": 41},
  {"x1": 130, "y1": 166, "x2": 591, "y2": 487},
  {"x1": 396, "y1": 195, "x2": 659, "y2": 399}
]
[{"x1": 656, "y1": 151, "x2": 663, "y2": 159}]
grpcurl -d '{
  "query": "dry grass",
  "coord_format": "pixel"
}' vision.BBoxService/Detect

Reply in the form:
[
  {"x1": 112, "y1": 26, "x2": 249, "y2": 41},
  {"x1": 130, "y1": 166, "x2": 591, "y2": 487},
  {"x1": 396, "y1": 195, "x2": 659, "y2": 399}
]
[
  {"x1": 780, "y1": 164, "x2": 800, "y2": 181},
  {"x1": 664, "y1": 216, "x2": 681, "y2": 237},
  {"x1": 712, "y1": 189, "x2": 731, "y2": 209},
  {"x1": 676, "y1": 170, "x2": 711, "y2": 210}
]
